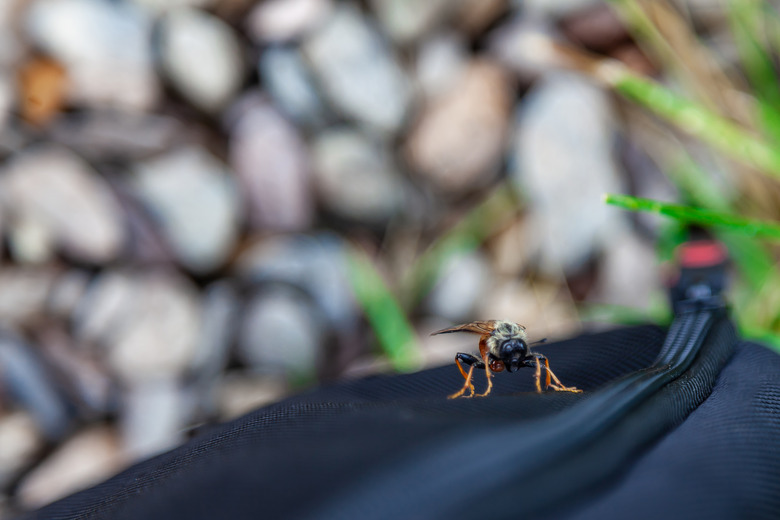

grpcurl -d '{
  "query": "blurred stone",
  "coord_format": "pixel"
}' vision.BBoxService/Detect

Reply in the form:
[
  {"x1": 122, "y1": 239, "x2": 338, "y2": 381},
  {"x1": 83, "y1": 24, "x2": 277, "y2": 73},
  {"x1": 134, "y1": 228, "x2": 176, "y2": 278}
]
[
  {"x1": 246, "y1": 0, "x2": 332, "y2": 43},
  {"x1": 488, "y1": 15, "x2": 558, "y2": 80},
  {"x1": 130, "y1": 0, "x2": 215, "y2": 14},
  {"x1": 26, "y1": 0, "x2": 158, "y2": 110},
  {"x1": 425, "y1": 251, "x2": 492, "y2": 322},
  {"x1": 192, "y1": 282, "x2": 240, "y2": 376},
  {"x1": 50, "y1": 111, "x2": 183, "y2": 160},
  {"x1": 476, "y1": 279, "x2": 581, "y2": 341},
  {"x1": 590, "y1": 229, "x2": 660, "y2": 309},
  {"x1": 405, "y1": 59, "x2": 512, "y2": 194},
  {"x1": 37, "y1": 325, "x2": 114, "y2": 416},
  {"x1": 17, "y1": 426, "x2": 124, "y2": 509},
  {"x1": 0, "y1": 74, "x2": 12, "y2": 133},
  {"x1": 370, "y1": 0, "x2": 452, "y2": 45},
  {"x1": 47, "y1": 270, "x2": 91, "y2": 319},
  {"x1": 303, "y1": 4, "x2": 411, "y2": 133},
  {"x1": 1, "y1": 145, "x2": 125, "y2": 264},
  {"x1": 217, "y1": 372, "x2": 287, "y2": 420},
  {"x1": 455, "y1": 0, "x2": 508, "y2": 34},
  {"x1": 0, "y1": 1, "x2": 24, "y2": 68},
  {"x1": 74, "y1": 270, "x2": 202, "y2": 382},
  {"x1": 190, "y1": 282, "x2": 240, "y2": 416},
  {"x1": 159, "y1": 8, "x2": 245, "y2": 112},
  {"x1": 74, "y1": 270, "x2": 136, "y2": 345},
  {"x1": 236, "y1": 234, "x2": 357, "y2": 332},
  {"x1": 111, "y1": 183, "x2": 176, "y2": 265},
  {"x1": 0, "y1": 268, "x2": 56, "y2": 327},
  {"x1": 311, "y1": 128, "x2": 403, "y2": 223},
  {"x1": 134, "y1": 146, "x2": 241, "y2": 273},
  {"x1": 238, "y1": 288, "x2": 324, "y2": 378},
  {"x1": 7, "y1": 214, "x2": 53, "y2": 264},
  {"x1": 0, "y1": 411, "x2": 43, "y2": 489},
  {"x1": 559, "y1": 2, "x2": 629, "y2": 52},
  {"x1": 510, "y1": 72, "x2": 624, "y2": 275},
  {"x1": 0, "y1": 333, "x2": 71, "y2": 440},
  {"x1": 259, "y1": 47, "x2": 327, "y2": 126},
  {"x1": 227, "y1": 93, "x2": 313, "y2": 231},
  {"x1": 121, "y1": 379, "x2": 190, "y2": 459},
  {"x1": 524, "y1": 0, "x2": 601, "y2": 18},
  {"x1": 17, "y1": 55, "x2": 67, "y2": 126},
  {"x1": 415, "y1": 33, "x2": 468, "y2": 99}
]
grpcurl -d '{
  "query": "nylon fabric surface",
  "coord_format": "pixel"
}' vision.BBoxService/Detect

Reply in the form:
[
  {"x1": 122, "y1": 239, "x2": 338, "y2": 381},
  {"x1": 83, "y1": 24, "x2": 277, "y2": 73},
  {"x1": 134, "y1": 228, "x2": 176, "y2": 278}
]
[{"x1": 22, "y1": 324, "x2": 780, "y2": 520}]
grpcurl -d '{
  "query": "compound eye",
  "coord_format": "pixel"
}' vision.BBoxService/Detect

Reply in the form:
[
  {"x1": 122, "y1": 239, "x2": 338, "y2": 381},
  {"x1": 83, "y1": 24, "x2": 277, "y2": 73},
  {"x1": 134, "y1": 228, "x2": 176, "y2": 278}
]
[{"x1": 489, "y1": 359, "x2": 505, "y2": 372}]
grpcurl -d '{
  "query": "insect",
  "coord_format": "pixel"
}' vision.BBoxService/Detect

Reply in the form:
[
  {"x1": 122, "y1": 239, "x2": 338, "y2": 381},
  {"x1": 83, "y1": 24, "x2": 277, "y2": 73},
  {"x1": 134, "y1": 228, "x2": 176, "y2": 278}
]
[{"x1": 432, "y1": 320, "x2": 582, "y2": 399}]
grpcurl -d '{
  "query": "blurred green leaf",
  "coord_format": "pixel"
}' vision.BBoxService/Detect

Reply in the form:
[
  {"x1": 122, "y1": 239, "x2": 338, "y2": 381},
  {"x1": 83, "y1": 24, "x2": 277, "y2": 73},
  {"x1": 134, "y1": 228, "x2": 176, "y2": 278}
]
[
  {"x1": 346, "y1": 248, "x2": 422, "y2": 372},
  {"x1": 611, "y1": 74, "x2": 780, "y2": 178},
  {"x1": 604, "y1": 193, "x2": 780, "y2": 239},
  {"x1": 727, "y1": 0, "x2": 780, "y2": 143}
]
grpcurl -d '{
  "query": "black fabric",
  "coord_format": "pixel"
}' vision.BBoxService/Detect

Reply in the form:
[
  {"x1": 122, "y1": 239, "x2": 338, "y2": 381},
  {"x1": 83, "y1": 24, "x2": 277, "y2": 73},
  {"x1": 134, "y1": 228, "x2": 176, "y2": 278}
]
[{"x1": 22, "y1": 324, "x2": 780, "y2": 520}]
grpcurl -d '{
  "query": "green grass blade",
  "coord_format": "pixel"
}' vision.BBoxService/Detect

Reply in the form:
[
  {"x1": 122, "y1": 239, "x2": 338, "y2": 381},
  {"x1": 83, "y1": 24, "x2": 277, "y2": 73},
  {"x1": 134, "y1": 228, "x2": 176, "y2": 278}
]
[
  {"x1": 346, "y1": 248, "x2": 422, "y2": 372},
  {"x1": 727, "y1": 0, "x2": 780, "y2": 143},
  {"x1": 604, "y1": 193, "x2": 780, "y2": 239},
  {"x1": 611, "y1": 74, "x2": 780, "y2": 178}
]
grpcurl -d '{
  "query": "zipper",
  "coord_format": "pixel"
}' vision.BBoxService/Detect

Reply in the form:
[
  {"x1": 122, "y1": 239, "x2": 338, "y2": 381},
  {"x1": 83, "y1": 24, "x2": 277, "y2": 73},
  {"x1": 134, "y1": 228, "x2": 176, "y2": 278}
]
[{"x1": 307, "y1": 240, "x2": 738, "y2": 520}]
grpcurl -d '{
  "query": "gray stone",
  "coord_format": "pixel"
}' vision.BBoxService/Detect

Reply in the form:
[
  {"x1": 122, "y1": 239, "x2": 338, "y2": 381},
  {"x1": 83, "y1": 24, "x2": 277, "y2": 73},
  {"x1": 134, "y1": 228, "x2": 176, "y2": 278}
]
[
  {"x1": 159, "y1": 8, "x2": 245, "y2": 112},
  {"x1": 121, "y1": 379, "x2": 190, "y2": 459},
  {"x1": 509, "y1": 72, "x2": 624, "y2": 275},
  {"x1": 246, "y1": 0, "x2": 332, "y2": 43},
  {"x1": 129, "y1": 0, "x2": 215, "y2": 14},
  {"x1": 0, "y1": 333, "x2": 71, "y2": 440},
  {"x1": 311, "y1": 129, "x2": 404, "y2": 223},
  {"x1": 190, "y1": 282, "x2": 240, "y2": 416},
  {"x1": 405, "y1": 59, "x2": 512, "y2": 194},
  {"x1": 370, "y1": 0, "x2": 452, "y2": 45},
  {"x1": 303, "y1": 4, "x2": 411, "y2": 133},
  {"x1": 227, "y1": 93, "x2": 313, "y2": 231},
  {"x1": 238, "y1": 288, "x2": 324, "y2": 378},
  {"x1": 74, "y1": 270, "x2": 202, "y2": 383},
  {"x1": 0, "y1": 411, "x2": 44, "y2": 489},
  {"x1": 36, "y1": 325, "x2": 114, "y2": 416},
  {"x1": 16, "y1": 426, "x2": 124, "y2": 509},
  {"x1": 1, "y1": 146, "x2": 125, "y2": 264},
  {"x1": 50, "y1": 111, "x2": 183, "y2": 161},
  {"x1": 0, "y1": 3, "x2": 23, "y2": 68},
  {"x1": 425, "y1": 251, "x2": 492, "y2": 322},
  {"x1": 0, "y1": 74, "x2": 12, "y2": 133},
  {"x1": 133, "y1": 146, "x2": 241, "y2": 273},
  {"x1": 259, "y1": 47, "x2": 327, "y2": 126},
  {"x1": 236, "y1": 234, "x2": 357, "y2": 332},
  {"x1": 0, "y1": 268, "x2": 57, "y2": 327},
  {"x1": 26, "y1": 0, "x2": 158, "y2": 110},
  {"x1": 415, "y1": 33, "x2": 468, "y2": 98}
]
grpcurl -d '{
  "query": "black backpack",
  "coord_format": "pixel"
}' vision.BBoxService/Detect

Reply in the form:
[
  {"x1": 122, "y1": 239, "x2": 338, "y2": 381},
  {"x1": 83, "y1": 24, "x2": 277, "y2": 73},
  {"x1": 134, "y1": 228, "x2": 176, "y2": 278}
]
[{"x1": 23, "y1": 244, "x2": 780, "y2": 520}]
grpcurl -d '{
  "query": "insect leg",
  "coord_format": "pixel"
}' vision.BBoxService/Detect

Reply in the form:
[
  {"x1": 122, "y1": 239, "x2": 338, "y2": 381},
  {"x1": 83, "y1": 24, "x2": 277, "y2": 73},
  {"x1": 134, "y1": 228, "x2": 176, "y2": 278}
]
[
  {"x1": 474, "y1": 354, "x2": 494, "y2": 397},
  {"x1": 535, "y1": 354, "x2": 582, "y2": 393},
  {"x1": 522, "y1": 357, "x2": 543, "y2": 392},
  {"x1": 448, "y1": 353, "x2": 484, "y2": 399}
]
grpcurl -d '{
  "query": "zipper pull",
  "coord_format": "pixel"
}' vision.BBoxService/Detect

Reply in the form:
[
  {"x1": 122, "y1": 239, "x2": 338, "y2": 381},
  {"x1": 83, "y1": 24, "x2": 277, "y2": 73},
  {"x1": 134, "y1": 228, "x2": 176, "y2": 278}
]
[{"x1": 670, "y1": 239, "x2": 728, "y2": 314}]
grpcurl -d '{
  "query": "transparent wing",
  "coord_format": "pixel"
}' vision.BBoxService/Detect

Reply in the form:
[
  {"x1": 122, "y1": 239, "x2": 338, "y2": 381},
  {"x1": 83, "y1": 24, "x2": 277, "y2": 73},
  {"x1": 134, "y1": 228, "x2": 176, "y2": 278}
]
[{"x1": 431, "y1": 320, "x2": 499, "y2": 336}]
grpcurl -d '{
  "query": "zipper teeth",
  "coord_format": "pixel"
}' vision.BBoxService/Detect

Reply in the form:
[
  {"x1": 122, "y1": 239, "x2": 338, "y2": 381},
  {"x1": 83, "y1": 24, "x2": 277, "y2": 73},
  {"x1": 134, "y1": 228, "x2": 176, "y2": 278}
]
[{"x1": 308, "y1": 310, "x2": 720, "y2": 520}]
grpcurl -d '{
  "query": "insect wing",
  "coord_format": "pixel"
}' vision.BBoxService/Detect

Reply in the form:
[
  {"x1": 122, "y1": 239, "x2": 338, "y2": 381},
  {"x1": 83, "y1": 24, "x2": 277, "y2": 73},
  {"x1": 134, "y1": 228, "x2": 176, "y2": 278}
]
[{"x1": 430, "y1": 320, "x2": 498, "y2": 336}]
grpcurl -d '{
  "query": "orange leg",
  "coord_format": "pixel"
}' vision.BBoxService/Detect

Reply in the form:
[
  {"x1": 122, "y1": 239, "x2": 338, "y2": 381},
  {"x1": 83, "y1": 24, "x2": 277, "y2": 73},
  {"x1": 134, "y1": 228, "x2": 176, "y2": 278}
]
[
  {"x1": 448, "y1": 361, "x2": 476, "y2": 399},
  {"x1": 542, "y1": 358, "x2": 582, "y2": 393},
  {"x1": 533, "y1": 357, "x2": 542, "y2": 393},
  {"x1": 475, "y1": 355, "x2": 493, "y2": 397}
]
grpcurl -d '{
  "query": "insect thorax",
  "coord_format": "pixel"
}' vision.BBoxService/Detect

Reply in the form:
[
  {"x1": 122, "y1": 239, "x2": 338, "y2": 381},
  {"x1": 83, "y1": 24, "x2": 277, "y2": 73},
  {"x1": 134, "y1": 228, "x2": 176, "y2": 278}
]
[{"x1": 486, "y1": 321, "x2": 527, "y2": 353}]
